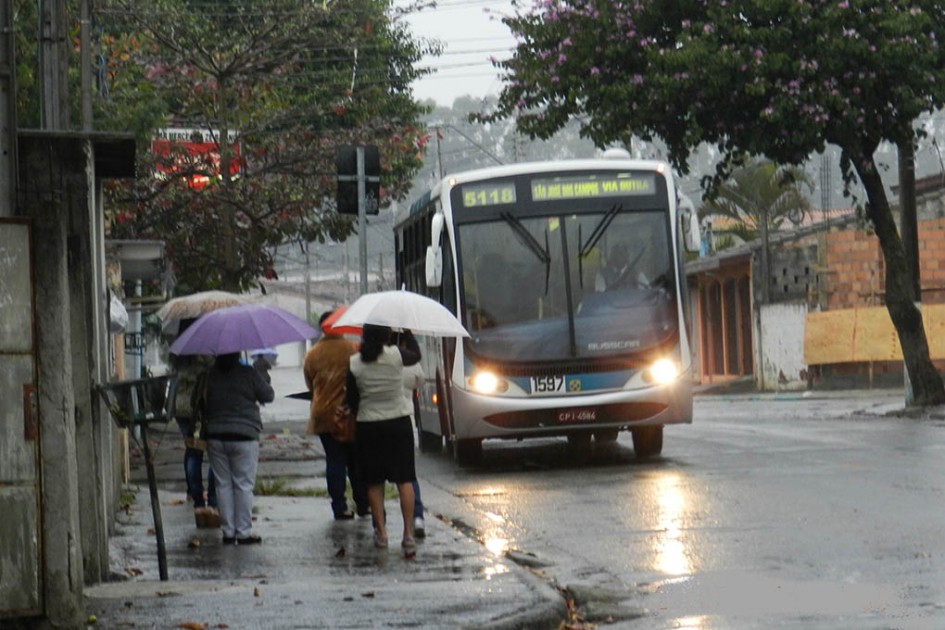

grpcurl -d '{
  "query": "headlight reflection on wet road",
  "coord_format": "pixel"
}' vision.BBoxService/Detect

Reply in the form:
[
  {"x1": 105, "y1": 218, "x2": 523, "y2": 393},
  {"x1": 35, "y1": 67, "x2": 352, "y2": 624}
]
[
  {"x1": 482, "y1": 511, "x2": 510, "y2": 557},
  {"x1": 653, "y1": 472, "x2": 693, "y2": 578}
]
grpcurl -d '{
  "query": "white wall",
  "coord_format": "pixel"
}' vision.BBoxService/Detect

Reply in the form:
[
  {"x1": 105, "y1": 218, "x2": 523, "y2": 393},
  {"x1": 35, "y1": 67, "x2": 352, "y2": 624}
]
[{"x1": 755, "y1": 303, "x2": 808, "y2": 391}]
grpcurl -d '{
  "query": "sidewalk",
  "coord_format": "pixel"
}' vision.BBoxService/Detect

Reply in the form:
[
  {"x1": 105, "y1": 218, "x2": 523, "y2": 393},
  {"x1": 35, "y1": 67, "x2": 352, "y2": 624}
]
[{"x1": 83, "y1": 366, "x2": 566, "y2": 630}]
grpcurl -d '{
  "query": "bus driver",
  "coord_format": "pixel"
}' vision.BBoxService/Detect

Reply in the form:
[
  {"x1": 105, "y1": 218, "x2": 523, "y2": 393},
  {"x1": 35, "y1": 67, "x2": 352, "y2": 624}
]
[{"x1": 595, "y1": 243, "x2": 648, "y2": 291}]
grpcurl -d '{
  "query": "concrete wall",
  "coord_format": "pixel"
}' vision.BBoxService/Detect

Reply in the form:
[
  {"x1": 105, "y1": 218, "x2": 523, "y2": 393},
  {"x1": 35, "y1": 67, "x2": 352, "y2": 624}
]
[
  {"x1": 756, "y1": 303, "x2": 809, "y2": 391},
  {"x1": 18, "y1": 134, "x2": 86, "y2": 627}
]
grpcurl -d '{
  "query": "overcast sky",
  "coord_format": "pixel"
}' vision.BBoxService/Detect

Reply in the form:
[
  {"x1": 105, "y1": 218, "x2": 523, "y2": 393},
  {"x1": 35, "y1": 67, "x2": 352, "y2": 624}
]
[{"x1": 396, "y1": 0, "x2": 517, "y2": 107}]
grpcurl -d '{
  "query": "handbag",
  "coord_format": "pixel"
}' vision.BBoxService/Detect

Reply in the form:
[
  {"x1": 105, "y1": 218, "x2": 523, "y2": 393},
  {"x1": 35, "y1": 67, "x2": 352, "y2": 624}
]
[{"x1": 331, "y1": 405, "x2": 356, "y2": 443}]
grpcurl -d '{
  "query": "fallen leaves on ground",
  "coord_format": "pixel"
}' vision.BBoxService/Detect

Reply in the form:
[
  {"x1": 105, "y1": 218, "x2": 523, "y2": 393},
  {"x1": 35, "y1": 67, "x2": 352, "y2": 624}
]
[{"x1": 558, "y1": 596, "x2": 595, "y2": 630}]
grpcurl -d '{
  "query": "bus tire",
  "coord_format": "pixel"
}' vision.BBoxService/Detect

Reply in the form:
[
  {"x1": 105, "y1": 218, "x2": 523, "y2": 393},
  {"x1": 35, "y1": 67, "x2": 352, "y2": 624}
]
[
  {"x1": 453, "y1": 438, "x2": 482, "y2": 467},
  {"x1": 631, "y1": 425, "x2": 663, "y2": 459},
  {"x1": 419, "y1": 429, "x2": 443, "y2": 453}
]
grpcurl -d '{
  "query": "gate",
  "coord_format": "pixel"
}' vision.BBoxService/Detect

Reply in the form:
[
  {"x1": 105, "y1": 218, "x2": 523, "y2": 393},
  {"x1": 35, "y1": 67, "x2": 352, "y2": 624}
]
[{"x1": 0, "y1": 219, "x2": 41, "y2": 617}]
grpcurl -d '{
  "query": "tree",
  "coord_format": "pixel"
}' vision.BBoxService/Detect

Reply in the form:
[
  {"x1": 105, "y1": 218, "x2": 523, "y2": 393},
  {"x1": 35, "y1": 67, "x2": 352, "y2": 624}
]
[
  {"x1": 702, "y1": 159, "x2": 813, "y2": 244},
  {"x1": 485, "y1": 1, "x2": 945, "y2": 406},
  {"x1": 98, "y1": 0, "x2": 435, "y2": 293}
]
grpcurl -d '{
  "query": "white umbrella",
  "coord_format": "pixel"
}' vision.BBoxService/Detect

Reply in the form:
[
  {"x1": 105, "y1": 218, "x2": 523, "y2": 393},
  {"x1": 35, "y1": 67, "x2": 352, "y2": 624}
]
[
  {"x1": 333, "y1": 290, "x2": 469, "y2": 338},
  {"x1": 157, "y1": 290, "x2": 254, "y2": 334}
]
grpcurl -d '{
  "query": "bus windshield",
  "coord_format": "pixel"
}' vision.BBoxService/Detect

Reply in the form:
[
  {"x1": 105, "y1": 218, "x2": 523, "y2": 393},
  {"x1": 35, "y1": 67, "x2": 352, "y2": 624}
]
[{"x1": 458, "y1": 209, "x2": 676, "y2": 363}]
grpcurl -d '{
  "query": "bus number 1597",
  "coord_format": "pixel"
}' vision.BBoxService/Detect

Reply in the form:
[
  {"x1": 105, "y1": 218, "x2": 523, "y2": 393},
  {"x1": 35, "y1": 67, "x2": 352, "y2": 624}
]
[{"x1": 531, "y1": 375, "x2": 565, "y2": 394}]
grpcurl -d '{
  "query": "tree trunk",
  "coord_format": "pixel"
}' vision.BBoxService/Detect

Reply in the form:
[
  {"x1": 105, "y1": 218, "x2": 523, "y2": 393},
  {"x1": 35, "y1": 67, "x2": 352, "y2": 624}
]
[{"x1": 852, "y1": 149, "x2": 945, "y2": 406}]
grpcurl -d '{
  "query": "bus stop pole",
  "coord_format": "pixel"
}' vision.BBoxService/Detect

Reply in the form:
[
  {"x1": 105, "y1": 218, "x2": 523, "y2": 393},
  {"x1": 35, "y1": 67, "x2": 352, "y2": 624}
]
[{"x1": 139, "y1": 422, "x2": 168, "y2": 580}]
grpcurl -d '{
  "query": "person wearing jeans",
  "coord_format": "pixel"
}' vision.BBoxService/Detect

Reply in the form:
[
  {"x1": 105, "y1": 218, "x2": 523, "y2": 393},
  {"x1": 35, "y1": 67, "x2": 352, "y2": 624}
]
[
  {"x1": 170, "y1": 350, "x2": 218, "y2": 527},
  {"x1": 203, "y1": 352, "x2": 274, "y2": 545},
  {"x1": 304, "y1": 311, "x2": 369, "y2": 520}
]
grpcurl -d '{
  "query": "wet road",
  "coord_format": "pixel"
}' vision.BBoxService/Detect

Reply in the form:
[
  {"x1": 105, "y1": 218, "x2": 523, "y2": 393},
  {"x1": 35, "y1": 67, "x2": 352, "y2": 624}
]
[{"x1": 414, "y1": 392, "x2": 945, "y2": 629}]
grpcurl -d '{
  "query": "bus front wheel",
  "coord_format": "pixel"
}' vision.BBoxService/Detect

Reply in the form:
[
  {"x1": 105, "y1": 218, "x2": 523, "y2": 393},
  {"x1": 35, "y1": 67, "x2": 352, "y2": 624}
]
[
  {"x1": 631, "y1": 425, "x2": 663, "y2": 459},
  {"x1": 453, "y1": 438, "x2": 482, "y2": 467}
]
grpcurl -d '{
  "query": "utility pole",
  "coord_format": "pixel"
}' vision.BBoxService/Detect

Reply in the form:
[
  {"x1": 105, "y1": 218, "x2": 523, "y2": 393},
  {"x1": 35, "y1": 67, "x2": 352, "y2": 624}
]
[
  {"x1": 80, "y1": 0, "x2": 92, "y2": 130},
  {"x1": 0, "y1": 0, "x2": 17, "y2": 217},
  {"x1": 435, "y1": 126, "x2": 444, "y2": 178},
  {"x1": 357, "y1": 148, "x2": 368, "y2": 295},
  {"x1": 899, "y1": 140, "x2": 920, "y2": 405},
  {"x1": 304, "y1": 242, "x2": 312, "y2": 326},
  {"x1": 40, "y1": 0, "x2": 70, "y2": 129}
]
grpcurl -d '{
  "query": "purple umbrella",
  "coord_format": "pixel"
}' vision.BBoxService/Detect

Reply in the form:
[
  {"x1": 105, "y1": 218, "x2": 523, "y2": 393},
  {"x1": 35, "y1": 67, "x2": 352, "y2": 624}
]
[{"x1": 169, "y1": 304, "x2": 320, "y2": 356}]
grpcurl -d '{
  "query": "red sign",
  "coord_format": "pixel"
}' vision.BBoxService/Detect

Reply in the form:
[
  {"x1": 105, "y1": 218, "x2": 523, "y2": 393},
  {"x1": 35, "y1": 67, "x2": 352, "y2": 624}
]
[{"x1": 151, "y1": 128, "x2": 241, "y2": 190}]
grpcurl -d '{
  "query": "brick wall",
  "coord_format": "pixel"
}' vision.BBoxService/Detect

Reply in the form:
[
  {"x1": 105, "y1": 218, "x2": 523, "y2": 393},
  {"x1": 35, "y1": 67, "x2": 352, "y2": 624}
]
[{"x1": 821, "y1": 217, "x2": 945, "y2": 309}]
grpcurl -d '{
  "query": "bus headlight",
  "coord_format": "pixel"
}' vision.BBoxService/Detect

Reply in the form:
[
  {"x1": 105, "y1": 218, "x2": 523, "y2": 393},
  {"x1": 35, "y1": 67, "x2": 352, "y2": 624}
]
[
  {"x1": 468, "y1": 370, "x2": 509, "y2": 395},
  {"x1": 647, "y1": 358, "x2": 679, "y2": 385}
]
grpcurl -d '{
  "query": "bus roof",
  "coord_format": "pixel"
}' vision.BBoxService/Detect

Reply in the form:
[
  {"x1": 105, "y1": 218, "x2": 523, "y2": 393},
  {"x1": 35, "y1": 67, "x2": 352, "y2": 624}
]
[{"x1": 396, "y1": 156, "x2": 671, "y2": 226}]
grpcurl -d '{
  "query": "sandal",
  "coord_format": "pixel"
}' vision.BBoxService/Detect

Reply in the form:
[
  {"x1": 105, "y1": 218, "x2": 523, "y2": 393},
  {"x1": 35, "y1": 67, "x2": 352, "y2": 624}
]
[
  {"x1": 401, "y1": 536, "x2": 417, "y2": 556},
  {"x1": 374, "y1": 533, "x2": 389, "y2": 549}
]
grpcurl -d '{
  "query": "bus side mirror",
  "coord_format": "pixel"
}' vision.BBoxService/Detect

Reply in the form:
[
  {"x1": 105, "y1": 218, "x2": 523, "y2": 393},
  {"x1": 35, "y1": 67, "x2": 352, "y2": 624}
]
[
  {"x1": 425, "y1": 212, "x2": 445, "y2": 287},
  {"x1": 425, "y1": 245, "x2": 443, "y2": 287}
]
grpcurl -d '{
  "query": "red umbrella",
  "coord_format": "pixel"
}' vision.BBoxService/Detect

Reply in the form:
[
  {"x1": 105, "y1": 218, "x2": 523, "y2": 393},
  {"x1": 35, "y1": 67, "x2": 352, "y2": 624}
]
[{"x1": 321, "y1": 305, "x2": 362, "y2": 336}]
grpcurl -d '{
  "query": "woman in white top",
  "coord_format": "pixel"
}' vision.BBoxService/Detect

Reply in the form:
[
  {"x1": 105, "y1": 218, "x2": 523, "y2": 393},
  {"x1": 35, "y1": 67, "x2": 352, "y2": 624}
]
[
  {"x1": 398, "y1": 330, "x2": 427, "y2": 539},
  {"x1": 346, "y1": 324, "x2": 421, "y2": 554}
]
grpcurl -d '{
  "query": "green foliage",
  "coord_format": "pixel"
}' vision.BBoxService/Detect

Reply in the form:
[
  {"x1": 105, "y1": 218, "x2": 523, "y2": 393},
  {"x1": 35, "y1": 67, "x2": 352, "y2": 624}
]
[
  {"x1": 487, "y1": 1, "x2": 945, "y2": 187},
  {"x1": 254, "y1": 477, "x2": 322, "y2": 498},
  {"x1": 701, "y1": 159, "x2": 813, "y2": 241},
  {"x1": 95, "y1": 0, "x2": 434, "y2": 293},
  {"x1": 485, "y1": 0, "x2": 945, "y2": 403}
]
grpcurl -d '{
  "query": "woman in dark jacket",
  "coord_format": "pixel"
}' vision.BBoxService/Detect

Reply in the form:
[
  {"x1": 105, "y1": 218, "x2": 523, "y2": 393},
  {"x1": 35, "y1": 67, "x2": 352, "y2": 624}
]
[{"x1": 203, "y1": 352, "x2": 274, "y2": 545}]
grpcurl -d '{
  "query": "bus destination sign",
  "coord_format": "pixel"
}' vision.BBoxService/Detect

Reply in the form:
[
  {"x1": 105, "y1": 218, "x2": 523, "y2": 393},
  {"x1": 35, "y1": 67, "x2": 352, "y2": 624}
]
[
  {"x1": 531, "y1": 174, "x2": 656, "y2": 201},
  {"x1": 462, "y1": 182, "x2": 517, "y2": 208}
]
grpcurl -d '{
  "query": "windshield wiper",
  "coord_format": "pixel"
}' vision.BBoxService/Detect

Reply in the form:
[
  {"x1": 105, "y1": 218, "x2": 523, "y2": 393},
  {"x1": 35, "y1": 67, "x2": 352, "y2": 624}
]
[
  {"x1": 500, "y1": 212, "x2": 550, "y2": 264},
  {"x1": 500, "y1": 212, "x2": 551, "y2": 294},
  {"x1": 579, "y1": 203, "x2": 621, "y2": 258}
]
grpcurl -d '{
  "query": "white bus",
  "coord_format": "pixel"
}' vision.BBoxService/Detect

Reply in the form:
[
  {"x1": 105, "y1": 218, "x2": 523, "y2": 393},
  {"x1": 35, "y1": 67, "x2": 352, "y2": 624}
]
[{"x1": 394, "y1": 150, "x2": 699, "y2": 465}]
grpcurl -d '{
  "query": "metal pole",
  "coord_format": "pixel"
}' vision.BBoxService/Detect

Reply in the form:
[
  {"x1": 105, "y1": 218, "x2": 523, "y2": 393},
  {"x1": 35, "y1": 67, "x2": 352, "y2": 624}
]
[
  {"x1": 304, "y1": 241, "x2": 312, "y2": 326},
  {"x1": 358, "y1": 147, "x2": 368, "y2": 295},
  {"x1": 140, "y1": 423, "x2": 168, "y2": 580}
]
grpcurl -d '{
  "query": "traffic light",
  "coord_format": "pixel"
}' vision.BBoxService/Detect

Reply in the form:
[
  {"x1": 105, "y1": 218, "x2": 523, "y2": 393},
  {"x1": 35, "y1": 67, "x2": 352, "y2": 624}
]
[{"x1": 335, "y1": 145, "x2": 380, "y2": 215}]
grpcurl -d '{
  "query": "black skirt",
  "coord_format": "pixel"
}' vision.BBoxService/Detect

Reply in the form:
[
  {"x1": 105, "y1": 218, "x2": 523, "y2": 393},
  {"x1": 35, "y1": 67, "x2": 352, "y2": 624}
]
[{"x1": 355, "y1": 415, "x2": 416, "y2": 485}]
